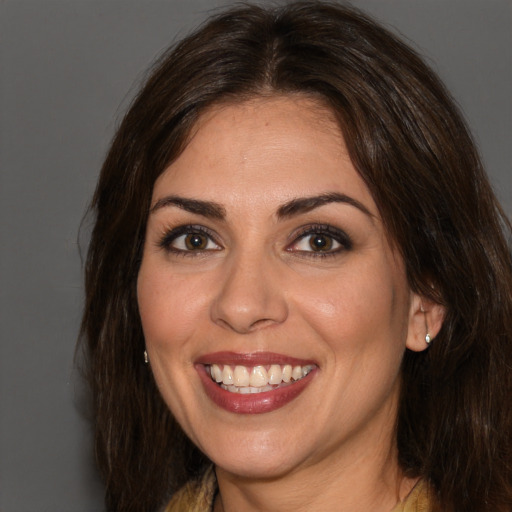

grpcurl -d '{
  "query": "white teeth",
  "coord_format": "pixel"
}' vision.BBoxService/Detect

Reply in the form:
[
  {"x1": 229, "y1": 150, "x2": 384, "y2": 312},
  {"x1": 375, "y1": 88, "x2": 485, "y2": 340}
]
[
  {"x1": 221, "y1": 384, "x2": 274, "y2": 394},
  {"x1": 292, "y1": 365, "x2": 302, "y2": 381},
  {"x1": 209, "y1": 363, "x2": 315, "y2": 391},
  {"x1": 268, "y1": 364, "x2": 282, "y2": 385},
  {"x1": 302, "y1": 365, "x2": 312, "y2": 377},
  {"x1": 233, "y1": 365, "x2": 250, "y2": 386},
  {"x1": 222, "y1": 365, "x2": 233, "y2": 385},
  {"x1": 282, "y1": 364, "x2": 292, "y2": 383},
  {"x1": 249, "y1": 366, "x2": 268, "y2": 387},
  {"x1": 211, "y1": 364, "x2": 223, "y2": 383}
]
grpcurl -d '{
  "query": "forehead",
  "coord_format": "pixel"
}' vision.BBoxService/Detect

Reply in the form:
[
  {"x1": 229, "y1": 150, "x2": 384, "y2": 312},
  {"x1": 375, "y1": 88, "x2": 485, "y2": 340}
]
[
  {"x1": 181, "y1": 96, "x2": 345, "y2": 174},
  {"x1": 152, "y1": 95, "x2": 375, "y2": 214},
  {"x1": 192, "y1": 94, "x2": 342, "y2": 143}
]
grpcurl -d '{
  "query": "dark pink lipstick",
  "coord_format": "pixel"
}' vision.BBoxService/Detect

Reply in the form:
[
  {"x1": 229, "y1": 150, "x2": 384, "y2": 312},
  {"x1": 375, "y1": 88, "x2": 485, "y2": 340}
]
[{"x1": 195, "y1": 352, "x2": 317, "y2": 414}]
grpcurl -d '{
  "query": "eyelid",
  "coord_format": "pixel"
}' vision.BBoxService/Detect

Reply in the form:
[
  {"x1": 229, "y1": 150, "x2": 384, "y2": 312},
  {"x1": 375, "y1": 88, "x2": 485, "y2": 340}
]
[
  {"x1": 287, "y1": 223, "x2": 353, "y2": 255},
  {"x1": 157, "y1": 224, "x2": 222, "y2": 254}
]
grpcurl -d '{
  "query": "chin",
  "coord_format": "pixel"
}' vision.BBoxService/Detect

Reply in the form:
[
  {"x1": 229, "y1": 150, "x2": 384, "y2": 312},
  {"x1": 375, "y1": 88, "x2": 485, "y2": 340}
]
[
  {"x1": 201, "y1": 428, "x2": 305, "y2": 480},
  {"x1": 214, "y1": 454, "x2": 298, "y2": 481}
]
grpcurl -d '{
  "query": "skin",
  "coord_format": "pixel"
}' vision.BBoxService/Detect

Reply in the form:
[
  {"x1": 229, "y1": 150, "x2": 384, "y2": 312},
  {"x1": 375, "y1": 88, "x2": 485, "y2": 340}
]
[{"x1": 137, "y1": 96, "x2": 443, "y2": 511}]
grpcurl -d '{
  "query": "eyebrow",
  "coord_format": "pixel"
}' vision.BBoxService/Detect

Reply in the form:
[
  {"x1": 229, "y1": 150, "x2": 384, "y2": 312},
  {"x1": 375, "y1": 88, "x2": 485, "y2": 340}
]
[
  {"x1": 277, "y1": 192, "x2": 373, "y2": 219},
  {"x1": 150, "y1": 192, "x2": 373, "y2": 221},
  {"x1": 150, "y1": 196, "x2": 226, "y2": 219}
]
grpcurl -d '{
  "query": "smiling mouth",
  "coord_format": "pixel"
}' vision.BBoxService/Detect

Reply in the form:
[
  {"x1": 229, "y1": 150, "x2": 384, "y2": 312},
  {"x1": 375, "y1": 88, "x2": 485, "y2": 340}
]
[{"x1": 206, "y1": 363, "x2": 316, "y2": 394}]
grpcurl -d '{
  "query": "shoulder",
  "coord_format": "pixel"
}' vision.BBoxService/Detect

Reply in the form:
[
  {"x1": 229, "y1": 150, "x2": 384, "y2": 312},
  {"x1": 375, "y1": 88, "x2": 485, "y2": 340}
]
[{"x1": 163, "y1": 466, "x2": 217, "y2": 512}]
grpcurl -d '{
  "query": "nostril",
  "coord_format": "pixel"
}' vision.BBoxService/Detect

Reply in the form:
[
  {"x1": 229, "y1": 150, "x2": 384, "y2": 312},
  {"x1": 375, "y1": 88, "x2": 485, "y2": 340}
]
[{"x1": 248, "y1": 317, "x2": 280, "y2": 331}]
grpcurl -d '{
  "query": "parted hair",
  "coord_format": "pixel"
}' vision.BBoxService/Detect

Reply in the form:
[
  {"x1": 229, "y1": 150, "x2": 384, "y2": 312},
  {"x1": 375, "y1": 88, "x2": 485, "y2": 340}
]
[{"x1": 80, "y1": 2, "x2": 512, "y2": 511}]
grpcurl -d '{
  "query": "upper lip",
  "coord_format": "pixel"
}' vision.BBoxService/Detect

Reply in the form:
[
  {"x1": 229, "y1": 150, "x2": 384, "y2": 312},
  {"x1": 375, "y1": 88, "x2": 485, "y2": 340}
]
[{"x1": 195, "y1": 351, "x2": 316, "y2": 367}]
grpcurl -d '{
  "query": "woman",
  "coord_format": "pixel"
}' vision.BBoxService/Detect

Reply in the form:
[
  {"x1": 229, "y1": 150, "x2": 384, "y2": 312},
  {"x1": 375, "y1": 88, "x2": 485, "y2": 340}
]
[{"x1": 80, "y1": 2, "x2": 512, "y2": 511}]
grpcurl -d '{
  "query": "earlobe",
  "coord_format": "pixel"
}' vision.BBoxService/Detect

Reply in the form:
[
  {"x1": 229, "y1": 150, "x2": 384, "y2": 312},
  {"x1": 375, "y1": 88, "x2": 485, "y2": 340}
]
[{"x1": 406, "y1": 293, "x2": 445, "y2": 352}]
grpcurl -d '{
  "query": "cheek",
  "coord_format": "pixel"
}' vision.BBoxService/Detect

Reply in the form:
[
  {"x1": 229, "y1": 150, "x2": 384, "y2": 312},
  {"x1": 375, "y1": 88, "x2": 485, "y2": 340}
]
[
  {"x1": 295, "y1": 263, "x2": 410, "y2": 353},
  {"x1": 136, "y1": 266, "x2": 205, "y2": 415},
  {"x1": 137, "y1": 265, "x2": 206, "y2": 350}
]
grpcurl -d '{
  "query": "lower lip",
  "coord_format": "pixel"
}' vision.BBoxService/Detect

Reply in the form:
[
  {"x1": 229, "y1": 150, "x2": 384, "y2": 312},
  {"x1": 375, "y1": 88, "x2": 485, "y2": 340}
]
[{"x1": 196, "y1": 365, "x2": 315, "y2": 414}]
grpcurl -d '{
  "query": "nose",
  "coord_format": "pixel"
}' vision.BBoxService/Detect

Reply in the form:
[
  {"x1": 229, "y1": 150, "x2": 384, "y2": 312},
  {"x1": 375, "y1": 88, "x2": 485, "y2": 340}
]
[{"x1": 210, "y1": 251, "x2": 288, "y2": 334}]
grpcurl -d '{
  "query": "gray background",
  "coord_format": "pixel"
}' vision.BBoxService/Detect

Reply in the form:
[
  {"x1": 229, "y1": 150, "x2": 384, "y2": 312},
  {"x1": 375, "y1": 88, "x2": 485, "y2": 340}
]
[{"x1": 1, "y1": 1, "x2": 510, "y2": 511}]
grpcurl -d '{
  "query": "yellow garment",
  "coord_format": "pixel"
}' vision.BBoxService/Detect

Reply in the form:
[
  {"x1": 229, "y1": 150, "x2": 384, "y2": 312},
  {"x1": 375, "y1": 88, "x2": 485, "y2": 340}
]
[
  {"x1": 164, "y1": 466, "x2": 431, "y2": 512},
  {"x1": 164, "y1": 466, "x2": 217, "y2": 512},
  {"x1": 393, "y1": 479, "x2": 431, "y2": 512}
]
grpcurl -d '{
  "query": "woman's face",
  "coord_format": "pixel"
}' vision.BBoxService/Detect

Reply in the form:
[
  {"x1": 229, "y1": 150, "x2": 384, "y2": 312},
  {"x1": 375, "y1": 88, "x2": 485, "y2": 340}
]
[{"x1": 137, "y1": 96, "x2": 422, "y2": 480}]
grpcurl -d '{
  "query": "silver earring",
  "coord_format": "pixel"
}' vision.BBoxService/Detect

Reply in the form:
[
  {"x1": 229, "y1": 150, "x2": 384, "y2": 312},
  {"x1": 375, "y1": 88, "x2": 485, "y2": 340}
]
[
  {"x1": 144, "y1": 350, "x2": 149, "y2": 364},
  {"x1": 421, "y1": 305, "x2": 432, "y2": 346}
]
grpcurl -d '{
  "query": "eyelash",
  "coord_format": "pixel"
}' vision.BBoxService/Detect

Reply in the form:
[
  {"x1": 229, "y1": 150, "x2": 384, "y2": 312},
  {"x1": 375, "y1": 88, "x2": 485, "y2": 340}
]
[
  {"x1": 158, "y1": 224, "x2": 221, "y2": 256},
  {"x1": 287, "y1": 224, "x2": 352, "y2": 258},
  {"x1": 157, "y1": 223, "x2": 352, "y2": 258}
]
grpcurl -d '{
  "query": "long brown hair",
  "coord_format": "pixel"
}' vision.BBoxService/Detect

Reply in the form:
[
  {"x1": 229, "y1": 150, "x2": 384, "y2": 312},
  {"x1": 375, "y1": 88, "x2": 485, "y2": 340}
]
[{"x1": 80, "y1": 2, "x2": 512, "y2": 511}]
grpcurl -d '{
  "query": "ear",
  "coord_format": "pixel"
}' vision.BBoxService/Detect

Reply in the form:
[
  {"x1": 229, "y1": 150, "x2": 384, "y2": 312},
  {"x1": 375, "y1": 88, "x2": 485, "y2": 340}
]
[{"x1": 406, "y1": 292, "x2": 445, "y2": 352}]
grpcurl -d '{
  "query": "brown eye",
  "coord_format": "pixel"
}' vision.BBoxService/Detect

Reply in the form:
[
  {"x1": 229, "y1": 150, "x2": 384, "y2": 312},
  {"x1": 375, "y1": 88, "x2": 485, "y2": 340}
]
[
  {"x1": 293, "y1": 233, "x2": 339, "y2": 253},
  {"x1": 185, "y1": 233, "x2": 208, "y2": 250},
  {"x1": 287, "y1": 224, "x2": 352, "y2": 257},
  {"x1": 160, "y1": 225, "x2": 222, "y2": 254},
  {"x1": 309, "y1": 234, "x2": 333, "y2": 251}
]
